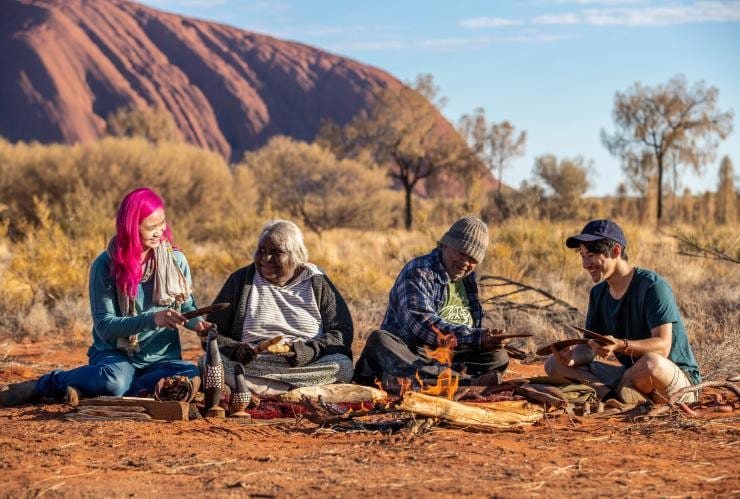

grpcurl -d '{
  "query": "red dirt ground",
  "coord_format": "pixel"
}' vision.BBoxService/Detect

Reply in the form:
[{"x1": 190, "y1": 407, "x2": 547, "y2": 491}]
[{"x1": 1, "y1": 334, "x2": 738, "y2": 498}]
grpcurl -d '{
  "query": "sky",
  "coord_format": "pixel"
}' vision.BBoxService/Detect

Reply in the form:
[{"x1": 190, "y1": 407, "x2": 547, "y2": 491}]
[{"x1": 139, "y1": 0, "x2": 740, "y2": 196}]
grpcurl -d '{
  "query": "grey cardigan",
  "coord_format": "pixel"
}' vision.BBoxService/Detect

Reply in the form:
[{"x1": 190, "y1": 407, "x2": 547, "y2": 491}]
[{"x1": 205, "y1": 263, "x2": 354, "y2": 367}]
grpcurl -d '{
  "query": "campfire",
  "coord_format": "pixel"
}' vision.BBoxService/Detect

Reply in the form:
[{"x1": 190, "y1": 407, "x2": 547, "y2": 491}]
[{"x1": 395, "y1": 325, "x2": 460, "y2": 400}]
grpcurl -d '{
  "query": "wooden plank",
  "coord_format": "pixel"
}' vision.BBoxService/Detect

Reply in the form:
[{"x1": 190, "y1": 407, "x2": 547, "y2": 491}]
[
  {"x1": 67, "y1": 411, "x2": 153, "y2": 421},
  {"x1": 78, "y1": 397, "x2": 189, "y2": 421},
  {"x1": 77, "y1": 405, "x2": 148, "y2": 413}
]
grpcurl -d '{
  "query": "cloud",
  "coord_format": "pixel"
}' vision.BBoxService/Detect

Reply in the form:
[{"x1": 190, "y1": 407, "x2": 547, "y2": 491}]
[
  {"x1": 460, "y1": 17, "x2": 525, "y2": 29},
  {"x1": 532, "y1": 1, "x2": 740, "y2": 26},
  {"x1": 532, "y1": 13, "x2": 581, "y2": 24}
]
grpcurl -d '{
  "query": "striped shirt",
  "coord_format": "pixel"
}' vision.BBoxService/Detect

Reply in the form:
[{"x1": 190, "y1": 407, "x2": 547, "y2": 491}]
[{"x1": 241, "y1": 263, "x2": 324, "y2": 346}]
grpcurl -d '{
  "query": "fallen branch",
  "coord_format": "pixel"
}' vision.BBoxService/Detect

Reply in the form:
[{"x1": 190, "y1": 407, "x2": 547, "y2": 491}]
[
  {"x1": 661, "y1": 228, "x2": 740, "y2": 264},
  {"x1": 281, "y1": 384, "x2": 387, "y2": 404},
  {"x1": 479, "y1": 275, "x2": 579, "y2": 325},
  {"x1": 396, "y1": 392, "x2": 543, "y2": 428}
]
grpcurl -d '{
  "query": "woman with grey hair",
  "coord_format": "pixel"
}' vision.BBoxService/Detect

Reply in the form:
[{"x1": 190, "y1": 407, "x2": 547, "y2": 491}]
[{"x1": 204, "y1": 220, "x2": 354, "y2": 400}]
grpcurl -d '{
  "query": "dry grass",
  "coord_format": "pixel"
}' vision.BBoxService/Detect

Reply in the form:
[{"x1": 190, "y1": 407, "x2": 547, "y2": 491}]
[{"x1": 0, "y1": 202, "x2": 737, "y2": 379}]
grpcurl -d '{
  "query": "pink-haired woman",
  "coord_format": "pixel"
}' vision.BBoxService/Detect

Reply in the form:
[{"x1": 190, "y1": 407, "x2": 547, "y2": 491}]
[{"x1": 0, "y1": 188, "x2": 208, "y2": 406}]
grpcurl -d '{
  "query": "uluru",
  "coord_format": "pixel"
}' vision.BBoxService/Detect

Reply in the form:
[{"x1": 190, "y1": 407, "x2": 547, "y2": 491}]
[{"x1": 0, "y1": 0, "x2": 409, "y2": 161}]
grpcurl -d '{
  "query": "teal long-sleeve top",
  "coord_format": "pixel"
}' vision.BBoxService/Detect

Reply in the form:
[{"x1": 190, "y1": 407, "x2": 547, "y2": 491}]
[{"x1": 87, "y1": 249, "x2": 200, "y2": 368}]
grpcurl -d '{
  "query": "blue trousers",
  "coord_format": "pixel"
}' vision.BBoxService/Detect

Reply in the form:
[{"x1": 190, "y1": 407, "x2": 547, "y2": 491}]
[{"x1": 34, "y1": 349, "x2": 199, "y2": 399}]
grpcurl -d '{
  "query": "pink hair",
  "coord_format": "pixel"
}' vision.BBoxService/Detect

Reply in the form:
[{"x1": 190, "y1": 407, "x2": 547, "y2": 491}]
[{"x1": 110, "y1": 188, "x2": 173, "y2": 298}]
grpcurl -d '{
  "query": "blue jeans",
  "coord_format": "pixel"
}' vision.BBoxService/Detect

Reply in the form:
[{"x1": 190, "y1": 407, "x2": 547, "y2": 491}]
[{"x1": 34, "y1": 349, "x2": 199, "y2": 399}]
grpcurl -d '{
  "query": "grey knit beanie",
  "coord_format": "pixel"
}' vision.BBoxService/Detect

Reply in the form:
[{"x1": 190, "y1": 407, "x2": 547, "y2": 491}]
[{"x1": 440, "y1": 216, "x2": 489, "y2": 263}]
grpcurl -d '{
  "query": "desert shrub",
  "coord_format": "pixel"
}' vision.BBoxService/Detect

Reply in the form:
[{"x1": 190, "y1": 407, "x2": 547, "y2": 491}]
[
  {"x1": 106, "y1": 106, "x2": 180, "y2": 143},
  {"x1": 0, "y1": 137, "x2": 240, "y2": 239},
  {"x1": 532, "y1": 154, "x2": 592, "y2": 220},
  {"x1": 0, "y1": 199, "x2": 98, "y2": 336},
  {"x1": 483, "y1": 181, "x2": 544, "y2": 222},
  {"x1": 242, "y1": 136, "x2": 392, "y2": 234}
]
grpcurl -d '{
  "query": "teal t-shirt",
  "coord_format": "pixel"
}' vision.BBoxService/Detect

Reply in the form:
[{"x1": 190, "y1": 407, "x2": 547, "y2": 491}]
[
  {"x1": 439, "y1": 280, "x2": 474, "y2": 327},
  {"x1": 585, "y1": 267, "x2": 701, "y2": 384}
]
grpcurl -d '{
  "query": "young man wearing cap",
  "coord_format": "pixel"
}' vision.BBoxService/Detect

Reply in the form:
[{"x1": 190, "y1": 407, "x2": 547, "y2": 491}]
[
  {"x1": 353, "y1": 216, "x2": 509, "y2": 391},
  {"x1": 545, "y1": 219, "x2": 701, "y2": 405}
]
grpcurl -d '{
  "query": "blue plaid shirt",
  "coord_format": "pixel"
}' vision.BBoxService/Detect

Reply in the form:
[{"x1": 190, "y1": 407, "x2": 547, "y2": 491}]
[{"x1": 380, "y1": 247, "x2": 485, "y2": 347}]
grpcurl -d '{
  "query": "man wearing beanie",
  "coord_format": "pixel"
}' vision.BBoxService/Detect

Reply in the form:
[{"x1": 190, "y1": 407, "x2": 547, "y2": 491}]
[
  {"x1": 545, "y1": 219, "x2": 701, "y2": 406},
  {"x1": 353, "y1": 216, "x2": 510, "y2": 391}
]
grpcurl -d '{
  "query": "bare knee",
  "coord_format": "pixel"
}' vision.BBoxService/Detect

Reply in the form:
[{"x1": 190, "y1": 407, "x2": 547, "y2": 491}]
[
  {"x1": 626, "y1": 353, "x2": 674, "y2": 392},
  {"x1": 636, "y1": 353, "x2": 670, "y2": 377}
]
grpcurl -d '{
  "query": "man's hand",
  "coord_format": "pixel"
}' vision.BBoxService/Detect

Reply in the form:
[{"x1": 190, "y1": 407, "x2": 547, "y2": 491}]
[
  {"x1": 154, "y1": 309, "x2": 186, "y2": 329},
  {"x1": 550, "y1": 343, "x2": 597, "y2": 366},
  {"x1": 481, "y1": 328, "x2": 508, "y2": 351},
  {"x1": 589, "y1": 335, "x2": 620, "y2": 359},
  {"x1": 550, "y1": 344, "x2": 577, "y2": 367}
]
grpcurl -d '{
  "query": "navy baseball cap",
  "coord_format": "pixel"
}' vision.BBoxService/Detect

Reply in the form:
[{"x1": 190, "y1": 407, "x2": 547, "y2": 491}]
[{"x1": 565, "y1": 219, "x2": 627, "y2": 248}]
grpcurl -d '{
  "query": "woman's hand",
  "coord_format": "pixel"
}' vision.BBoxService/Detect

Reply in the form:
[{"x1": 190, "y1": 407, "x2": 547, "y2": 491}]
[
  {"x1": 233, "y1": 342, "x2": 257, "y2": 365},
  {"x1": 154, "y1": 309, "x2": 186, "y2": 329},
  {"x1": 193, "y1": 321, "x2": 213, "y2": 334}
]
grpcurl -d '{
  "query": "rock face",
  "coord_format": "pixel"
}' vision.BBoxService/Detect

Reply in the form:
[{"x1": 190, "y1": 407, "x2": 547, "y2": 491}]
[{"x1": 0, "y1": 0, "x2": 406, "y2": 161}]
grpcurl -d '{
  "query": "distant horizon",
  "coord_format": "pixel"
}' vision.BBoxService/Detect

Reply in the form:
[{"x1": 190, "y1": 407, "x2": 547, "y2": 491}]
[{"x1": 139, "y1": 0, "x2": 740, "y2": 196}]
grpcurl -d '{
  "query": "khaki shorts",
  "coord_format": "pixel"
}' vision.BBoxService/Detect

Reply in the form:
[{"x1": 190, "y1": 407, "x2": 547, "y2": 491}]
[
  {"x1": 581, "y1": 360, "x2": 698, "y2": 404},
  {"x1": 663, "y1": 364, "x2": 698, "y2": 404}
]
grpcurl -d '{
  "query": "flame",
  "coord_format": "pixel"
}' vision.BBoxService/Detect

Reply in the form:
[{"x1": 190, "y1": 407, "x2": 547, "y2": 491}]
[
  {"x1": 374, "y1": 378, "x2": 384, "y2": 392},
  {"x1": 396, "y1": 377, "x2": 413, "y2": 396},
  {"x1": 409, "y1": 325, "x2": 460, "y2": 400}
]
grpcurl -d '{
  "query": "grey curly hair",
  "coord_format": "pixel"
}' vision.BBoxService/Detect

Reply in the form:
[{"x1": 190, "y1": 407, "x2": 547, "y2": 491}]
[{"x1": 254, "y1": 220, "x2": 309, "y2": 267}]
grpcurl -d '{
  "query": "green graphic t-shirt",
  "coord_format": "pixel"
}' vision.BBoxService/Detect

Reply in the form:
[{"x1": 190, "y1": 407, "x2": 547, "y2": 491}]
[{"x1": 439, "y1": 280, "x2": 474, "y2": 327}]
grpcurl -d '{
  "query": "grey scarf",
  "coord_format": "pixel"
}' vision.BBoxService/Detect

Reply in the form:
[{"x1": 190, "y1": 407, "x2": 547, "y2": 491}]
[{"x1": 108, "y1": 238, "x2": 192, "y2": 355}]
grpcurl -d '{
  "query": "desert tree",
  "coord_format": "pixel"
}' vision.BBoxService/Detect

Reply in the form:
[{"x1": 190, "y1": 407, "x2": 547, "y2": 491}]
[
  {"x1": 533, "y1": 155, "x2": 591, "y2": 220},
  {"x1": 601, "y1": 75, "x2": 734, "y2": 223},
  {"x1": 715, "y1": 156, "x2": 737, "y2": 225},
  {"x1": 458, "y1": 107, "x2": 526, "y2": 192},
  {"x1": 320, "y1": 74, "x2": 471, "y2": 230},
  {"x1": 242, "y1": 136, "x2": 389, "y2": 235},
  {"x1": 106, "y1": 106, "x2": 180, "y2": 143}
]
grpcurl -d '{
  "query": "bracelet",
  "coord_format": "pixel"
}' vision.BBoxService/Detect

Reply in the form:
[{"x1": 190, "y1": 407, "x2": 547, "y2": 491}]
[{"x1": 622, "y1": 338, "x2": 630, "y2": 353}]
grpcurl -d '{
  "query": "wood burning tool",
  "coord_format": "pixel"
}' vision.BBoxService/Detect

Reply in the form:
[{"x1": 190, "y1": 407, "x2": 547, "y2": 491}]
[
  {"x1": 182, "y1": 302, "x2": 230, "y2": 320},
  {"x1": 568, "y1": 325, "x2": 616, "y2": 345}
]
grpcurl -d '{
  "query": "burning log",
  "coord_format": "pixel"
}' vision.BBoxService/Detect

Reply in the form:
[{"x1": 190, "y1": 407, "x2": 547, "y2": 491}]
[
  {"x1": 280, "y1": 384, "x2": 387, "y2": 404},
  {"x1": 396, "y1": 392, "x2": 543, "y2": 428}
]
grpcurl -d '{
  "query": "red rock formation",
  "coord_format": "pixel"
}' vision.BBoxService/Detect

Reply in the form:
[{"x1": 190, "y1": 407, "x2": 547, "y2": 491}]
[{"x1": 1, "y1": 0, "x2": 409, "y2": 161}]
